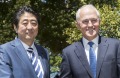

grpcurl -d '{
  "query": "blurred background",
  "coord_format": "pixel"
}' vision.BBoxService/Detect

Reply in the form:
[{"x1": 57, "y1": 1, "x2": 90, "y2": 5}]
[{"x1": 0, "y1": 0, "x2": 120, "y2": 77}]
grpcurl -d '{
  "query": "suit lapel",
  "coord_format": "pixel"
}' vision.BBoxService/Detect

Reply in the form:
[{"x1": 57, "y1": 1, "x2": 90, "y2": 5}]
[
  {"x1": 11, "y1": 39, "x2": 37, "y2": 77},
  {"x1": 96, "y1": 37, "x2": 109, "y2": 78},
  {"x1": 74, "y1": 40, "x2": 93, "y2": 78},
  {"x1": 35, "y1": 44, "x2": 48, "y2": 78}
]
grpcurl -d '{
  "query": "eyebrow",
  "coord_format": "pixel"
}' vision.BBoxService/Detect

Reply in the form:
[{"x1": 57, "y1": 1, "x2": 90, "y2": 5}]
[
  {"x1": 30, "y1": 20, "x2": 37, "y2": 22},
  {"x1": 22, "y1": 19, "x2": 38, "y2": 22}
]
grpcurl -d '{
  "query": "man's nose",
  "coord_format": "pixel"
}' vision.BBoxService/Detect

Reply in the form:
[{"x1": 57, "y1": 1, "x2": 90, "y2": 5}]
[
  {"x1": 27, "y1": 23, "x2": 32, "y2": 29},
  {"x1": 88, "y1": 20, "x2": 93, "y2": 27}
]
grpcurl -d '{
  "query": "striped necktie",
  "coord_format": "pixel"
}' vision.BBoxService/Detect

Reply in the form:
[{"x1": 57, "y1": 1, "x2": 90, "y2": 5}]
[
  {"x1": 88, "y1": 42, "x2": 96, "y2": 78},
  {"x1": 27, "y1": 47, "x2": 43, "y2": 78}
]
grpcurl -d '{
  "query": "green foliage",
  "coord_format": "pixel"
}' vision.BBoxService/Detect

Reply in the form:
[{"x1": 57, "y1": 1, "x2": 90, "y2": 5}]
[
  {"x1": 63, "y1": 22, "x2": 82, "y2": 44},
  {"x1": 99, "y1": 4, "x2": 120, "y2": 39},
  {"x1": 50, "y1": 53, "x2": 62, "y2": 72}
]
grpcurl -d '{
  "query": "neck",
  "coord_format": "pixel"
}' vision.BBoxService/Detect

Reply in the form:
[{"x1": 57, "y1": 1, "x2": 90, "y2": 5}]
[{"x1": 19, "y1": 39, "x2": 34, "y2": 47}]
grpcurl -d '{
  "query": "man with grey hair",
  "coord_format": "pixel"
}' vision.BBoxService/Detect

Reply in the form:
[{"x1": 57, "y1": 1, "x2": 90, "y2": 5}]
[{"x1": 60, "y1": 4, "x2": 120, "y2": 78}]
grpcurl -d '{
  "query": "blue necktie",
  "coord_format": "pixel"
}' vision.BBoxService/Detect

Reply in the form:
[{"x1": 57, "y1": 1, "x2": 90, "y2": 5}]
[
  {"x1": 88, "y1": 42, "x2": 96, "y2": 78},
  {"x1": 27, "y1": 47, "x2": 43, "y2": 78}
]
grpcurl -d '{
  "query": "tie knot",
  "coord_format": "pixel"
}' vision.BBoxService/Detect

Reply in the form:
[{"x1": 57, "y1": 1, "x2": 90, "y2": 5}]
[
  {"x1": 88, "y1": 42, "x2": 94, "y2": 47},
  {"x1": 27, "y1": 47, "x2": 33, "y2": 53}
]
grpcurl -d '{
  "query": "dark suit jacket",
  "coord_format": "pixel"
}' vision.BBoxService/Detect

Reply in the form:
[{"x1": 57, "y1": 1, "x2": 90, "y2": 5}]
[
  {"x1": 60, "y1": 36, "x2": 120, "y2": 78},
  {"x1": 0, "y1": 38, "x2": 49, "y2": 78}
]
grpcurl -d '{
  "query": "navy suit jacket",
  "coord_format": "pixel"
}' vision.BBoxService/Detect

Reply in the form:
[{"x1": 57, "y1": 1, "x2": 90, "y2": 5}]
[
  {"x1": 0, "y1": 38, "x2": 49, "y2": 78},
  {"x1": 60, "y1": 36, "x2": 120, "y2": 78}
]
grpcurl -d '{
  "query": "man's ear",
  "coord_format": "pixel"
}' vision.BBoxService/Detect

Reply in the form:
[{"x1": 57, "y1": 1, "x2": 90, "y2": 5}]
[
  {"x1": 14, "y1": 25, "x2": 18, "y2": 33},
  {"x1": 75, "y1": 21, "x2": 81, "y2": 30}
]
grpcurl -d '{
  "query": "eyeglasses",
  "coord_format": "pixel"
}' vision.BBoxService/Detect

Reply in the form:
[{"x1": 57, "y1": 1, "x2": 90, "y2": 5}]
[{"x1": 81, "y1": 18, "x2": 99, "y2": 24}]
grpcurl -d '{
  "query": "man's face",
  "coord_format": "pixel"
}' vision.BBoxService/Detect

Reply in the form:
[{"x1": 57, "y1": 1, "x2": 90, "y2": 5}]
[
  {"x1": 77, "y1": 8, "x2": 100, "y2": 41},
  {"x1": 14, "y1": 12, "x2": 38, "y2": 43}
]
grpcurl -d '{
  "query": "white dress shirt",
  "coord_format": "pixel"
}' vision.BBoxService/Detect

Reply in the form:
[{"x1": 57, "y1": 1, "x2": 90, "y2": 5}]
[
  {"x1": 83, "y1": 36, "x2": 99, "y2": 64},
  {"x1": 20, "y1": 40, "x2": 44, "y2": 77}
]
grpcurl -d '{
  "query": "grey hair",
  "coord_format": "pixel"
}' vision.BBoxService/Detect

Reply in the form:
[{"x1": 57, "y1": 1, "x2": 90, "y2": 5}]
[{"x1": 76, "y1": 4, "x2": 100, "y2": 21}]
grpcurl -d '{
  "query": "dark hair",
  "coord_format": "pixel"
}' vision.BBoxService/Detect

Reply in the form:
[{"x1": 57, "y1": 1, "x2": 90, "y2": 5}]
[{"x1": 12, "y1": 6, "x2": 40, "y2": 28}]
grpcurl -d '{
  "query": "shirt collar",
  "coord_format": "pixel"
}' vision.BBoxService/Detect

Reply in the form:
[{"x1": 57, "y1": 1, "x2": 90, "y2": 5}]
[
  {"x1": 83, "y1": 36, "x2": 99, "y2": 47},
  {"x1": 19, "y1": 40, "x2": 35, "y2": 50}
]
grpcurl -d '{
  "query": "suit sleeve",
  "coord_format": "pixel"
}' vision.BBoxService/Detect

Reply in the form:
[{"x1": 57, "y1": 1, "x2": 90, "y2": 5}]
[
  {"x1": 60, "y1": 49, "x2": 72, "y2": 78},
  {"x1": 117, "y1": 41, "x2": 120, "y2": 78},
  {"x1": 0, "y1": 47, "x2": 14, "y2": 78}
]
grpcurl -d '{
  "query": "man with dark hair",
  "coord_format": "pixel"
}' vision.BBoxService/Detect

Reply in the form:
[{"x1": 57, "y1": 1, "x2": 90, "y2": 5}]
[
  {"x1": 60, "y1": 4, "x2": 120, "y2": 78},
  {"x1": 0, "y1": 6, "x2": 49, "y2": 78}
]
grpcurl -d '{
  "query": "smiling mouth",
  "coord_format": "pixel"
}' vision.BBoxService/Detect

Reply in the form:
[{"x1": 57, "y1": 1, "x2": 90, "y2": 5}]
[
  {"x1": 87, "y1": 29, "x2": 95, "y2": 34},
  {"x1": 89, "y1": 29, "x2": 93, "y2": 31},
  {"x1": 87, "y1": 28, "x2": 95, "y2": 31},
  {"x1": 87, "y1": 29, "x2": 93, "y2": 32}
]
